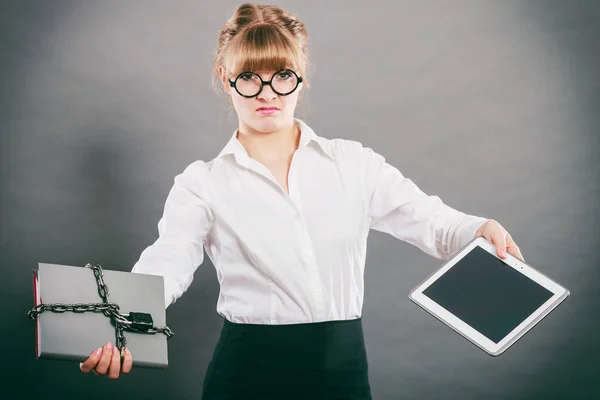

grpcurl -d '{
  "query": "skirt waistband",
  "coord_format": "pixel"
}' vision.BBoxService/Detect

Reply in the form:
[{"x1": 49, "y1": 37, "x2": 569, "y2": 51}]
[{"x1": 223, "y1": 316, "x2": 363, "y2": 332}]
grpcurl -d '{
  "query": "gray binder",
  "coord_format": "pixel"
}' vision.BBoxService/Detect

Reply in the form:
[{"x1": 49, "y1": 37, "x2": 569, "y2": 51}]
[{"x1": 32, "y1": 262, "x2": 169, "y2": 369}]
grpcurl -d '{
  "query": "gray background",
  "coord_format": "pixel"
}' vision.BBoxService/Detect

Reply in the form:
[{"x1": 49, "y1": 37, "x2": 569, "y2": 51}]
[{"x1": 1, "y1": 0, "x2": 598, "y2": 399}]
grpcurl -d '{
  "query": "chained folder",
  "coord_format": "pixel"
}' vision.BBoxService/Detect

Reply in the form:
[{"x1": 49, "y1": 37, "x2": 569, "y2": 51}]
[{"x1": 31, "y1": 262, "x2": 170, "y2": 369}]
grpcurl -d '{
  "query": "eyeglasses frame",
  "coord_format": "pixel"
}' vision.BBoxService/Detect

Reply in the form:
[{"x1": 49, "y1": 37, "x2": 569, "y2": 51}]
[{"x1": 228, "y1": 69, "x2": 303, "y2": 98}]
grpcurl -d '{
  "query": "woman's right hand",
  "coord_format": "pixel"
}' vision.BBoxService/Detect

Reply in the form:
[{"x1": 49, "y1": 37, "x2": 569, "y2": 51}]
[{"x1": 79, "y1": 342, "x2": 133, "y2": 379}]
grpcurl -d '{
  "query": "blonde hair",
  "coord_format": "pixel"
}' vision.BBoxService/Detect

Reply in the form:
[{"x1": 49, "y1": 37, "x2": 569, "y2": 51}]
[{"x1": 212, "y1": 3, "x2": 310, "y2": 95}]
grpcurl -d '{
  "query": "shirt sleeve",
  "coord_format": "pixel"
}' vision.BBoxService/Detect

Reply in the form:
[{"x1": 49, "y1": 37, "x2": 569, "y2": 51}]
[
  {"x1": 131, "y1": 161, "x2": 214, "y2": 309},
  {"x1": 361, "y1": 145, "x2": 488, "y2": 260}
]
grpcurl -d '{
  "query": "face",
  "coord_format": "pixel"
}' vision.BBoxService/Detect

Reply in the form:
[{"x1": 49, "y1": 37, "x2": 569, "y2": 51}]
[{"x1": 220, "y1": 67, "x2": 303, "y2": 135}]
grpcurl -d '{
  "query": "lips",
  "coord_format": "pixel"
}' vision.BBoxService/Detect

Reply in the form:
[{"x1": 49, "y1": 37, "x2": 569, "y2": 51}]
[{"x1": 256, "y1": 106, "x2": 280, "y2": 116}]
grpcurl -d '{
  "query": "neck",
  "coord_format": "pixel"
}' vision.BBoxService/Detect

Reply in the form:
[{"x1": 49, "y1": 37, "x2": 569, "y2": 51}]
[{"x1": 236, "y1": 120, "x2": 300, "y2": 163}]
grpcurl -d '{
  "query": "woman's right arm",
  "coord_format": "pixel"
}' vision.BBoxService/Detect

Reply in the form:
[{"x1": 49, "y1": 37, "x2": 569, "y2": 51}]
[
  {"x1": 80, "y1": 162, "x2": 214, "y2": 377},
  {"x1": 132, "y1": 161, "x2": 215, "y2": 309}
]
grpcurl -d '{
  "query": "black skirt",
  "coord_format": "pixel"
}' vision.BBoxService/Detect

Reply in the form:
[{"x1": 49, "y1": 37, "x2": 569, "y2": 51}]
[{"x1": 201, "y1": 316, "x2": 372, "y2": 400}]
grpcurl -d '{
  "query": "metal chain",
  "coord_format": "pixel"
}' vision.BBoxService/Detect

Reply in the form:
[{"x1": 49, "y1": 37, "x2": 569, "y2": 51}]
[{"x1": 28, "y1": 263, "x2": 174, "y2": 354}]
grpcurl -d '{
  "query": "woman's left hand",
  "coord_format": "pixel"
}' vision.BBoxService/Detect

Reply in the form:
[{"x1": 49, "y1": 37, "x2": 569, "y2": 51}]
[{"x1": 474, "y1": 219, "x2": 525, "y2": 262}]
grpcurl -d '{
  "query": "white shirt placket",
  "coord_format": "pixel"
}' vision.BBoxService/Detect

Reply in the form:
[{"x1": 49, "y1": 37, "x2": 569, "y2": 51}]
[{"x1": 287, "y1": 155, "x2": 325, "y2": 320}]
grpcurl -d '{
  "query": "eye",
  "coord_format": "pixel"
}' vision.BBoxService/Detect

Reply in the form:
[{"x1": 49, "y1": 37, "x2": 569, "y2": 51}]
[
  {"x1": 239, "y1": 73, "x2": 255, "y2": 81},
  {"x1": 276, "y1": 71, "x2": 293, "y2": 80}
]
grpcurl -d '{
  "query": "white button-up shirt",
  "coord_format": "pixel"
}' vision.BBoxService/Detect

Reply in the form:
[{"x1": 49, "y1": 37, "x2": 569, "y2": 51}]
[{"x1": 131, "y1": 118, "x2": 487, "y2": 324}]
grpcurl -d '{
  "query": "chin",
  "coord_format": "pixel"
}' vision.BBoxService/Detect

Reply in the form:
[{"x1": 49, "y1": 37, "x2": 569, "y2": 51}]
[
  {"x1": 256, "y1": 120, "x2": 279, "y2": 132},
  {"x1": 249, "y1": 116, "x2": 287, "y2": 133}
]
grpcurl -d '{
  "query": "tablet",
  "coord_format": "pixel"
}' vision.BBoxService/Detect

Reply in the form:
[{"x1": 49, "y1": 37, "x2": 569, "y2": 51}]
[{"x1": 409, "y1": 236, "x2": 570, "y2": 356}]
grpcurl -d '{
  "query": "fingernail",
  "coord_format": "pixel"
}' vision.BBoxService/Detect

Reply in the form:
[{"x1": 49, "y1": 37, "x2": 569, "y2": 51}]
[
  {"x1": 125, "y1": 347, "x2": 130, "y2": 355},
  {"x1": 79, "y1": 362, "x2": 83, "y2": 370},
  {"x1": 113, "y1": 346, "x2": 119, "y2": 355},
  {"x1": 95, "y1": 347, "x2": 102, "y2": 356},
  {"x1": 106, "y1": 342, "x2": 112, "y2": 350}
]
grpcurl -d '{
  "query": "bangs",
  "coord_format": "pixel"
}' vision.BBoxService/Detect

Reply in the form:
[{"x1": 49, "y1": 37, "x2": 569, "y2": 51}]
[{"x1": 224, "y1": 23, "x2": 304, "y2": 78}]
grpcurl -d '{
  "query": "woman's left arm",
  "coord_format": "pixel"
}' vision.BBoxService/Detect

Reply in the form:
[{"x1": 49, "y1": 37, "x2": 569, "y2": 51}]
[{"x1": 358, "y1": 143, "x2": 524, "y2": 261}]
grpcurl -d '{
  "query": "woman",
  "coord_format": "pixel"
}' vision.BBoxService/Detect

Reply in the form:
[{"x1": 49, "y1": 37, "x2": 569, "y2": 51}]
[{"x1": 79, "y1": 3, "x2": 524, "y2": 399}]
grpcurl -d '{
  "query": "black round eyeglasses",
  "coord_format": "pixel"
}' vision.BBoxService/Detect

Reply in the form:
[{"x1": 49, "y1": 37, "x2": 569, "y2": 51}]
[{"x1": 228, "y1": 69, "x2": 303, "y2": 98}]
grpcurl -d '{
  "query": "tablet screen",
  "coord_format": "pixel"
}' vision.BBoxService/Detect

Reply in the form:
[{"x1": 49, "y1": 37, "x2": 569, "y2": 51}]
[{"x1": 422, "y1": 246, "x2": 554, "y2": 343}]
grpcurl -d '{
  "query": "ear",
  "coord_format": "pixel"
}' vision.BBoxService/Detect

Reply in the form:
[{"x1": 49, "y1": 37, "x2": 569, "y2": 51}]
[{"x1": 218, "y1": 66, "x2": 230, "y2": 94}]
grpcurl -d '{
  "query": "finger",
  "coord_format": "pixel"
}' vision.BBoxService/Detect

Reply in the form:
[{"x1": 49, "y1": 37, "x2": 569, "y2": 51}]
[
  {"x1": 121, "y1": 347, "x2": 133, "y2": 374},
  {"x1": 107, "y1": 346, "x2": 122, "y2": 379},
  {"x1": 506, "y1": 233, "x2": 525, "y2": 261},
  {"x1": 94, "y1": 342, "x2": 114, "y2": 376},
  {"x1": 506, "y1": 235, "x2": 525, "y2": 261},
  {"x1": 492, "y1": 231, "x2": 507, "y2": 258},
  {"x1": 508, "y1": 247, "x2": 524, "y2": 262},
  {"x1": 79, "y1": 347, "x2": 103, "y2": 373}
]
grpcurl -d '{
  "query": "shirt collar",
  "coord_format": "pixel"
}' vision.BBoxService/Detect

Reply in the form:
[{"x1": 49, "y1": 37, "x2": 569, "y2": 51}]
[{"x1": 216, "y1": 118, "x2": 334, "y2": 161}]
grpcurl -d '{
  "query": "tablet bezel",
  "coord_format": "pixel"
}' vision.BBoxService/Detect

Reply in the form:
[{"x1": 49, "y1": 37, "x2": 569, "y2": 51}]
[{"x1": 409, "y1": 236, "x2": 569, "y2": 356}]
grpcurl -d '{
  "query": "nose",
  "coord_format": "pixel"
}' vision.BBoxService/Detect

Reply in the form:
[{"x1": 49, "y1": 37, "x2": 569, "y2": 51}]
[{"x1": 257, "y1": 82, "x2": 277, "y2": 101}]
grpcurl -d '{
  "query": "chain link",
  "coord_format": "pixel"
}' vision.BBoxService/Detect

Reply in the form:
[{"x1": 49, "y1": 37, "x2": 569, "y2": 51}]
[{"x1": 28, "y1": 263, "x2": 174, "y2": 354}]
